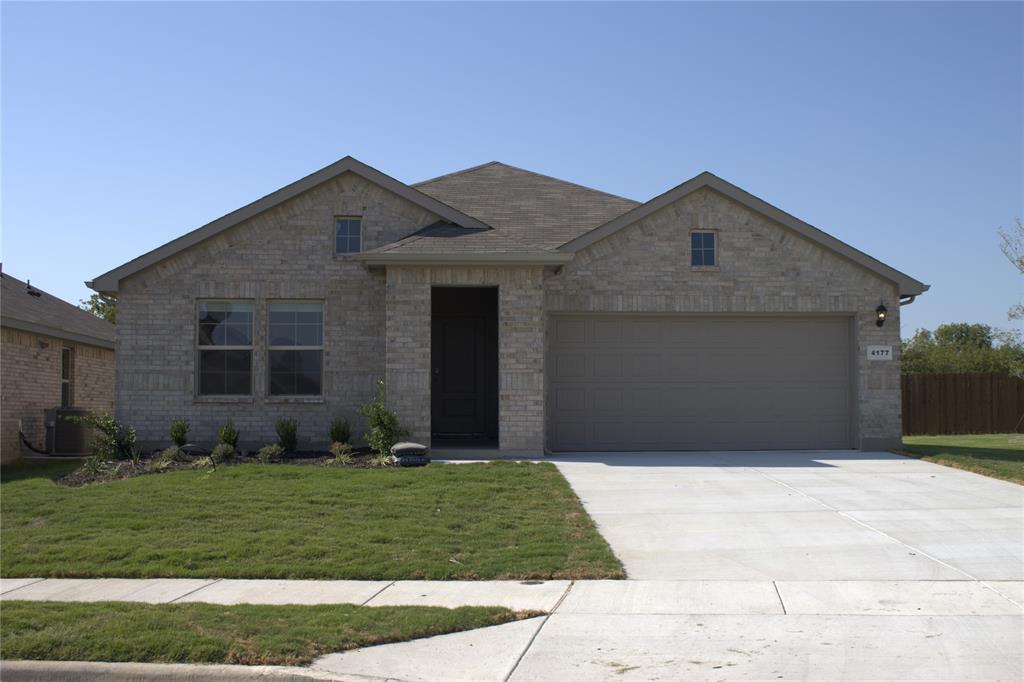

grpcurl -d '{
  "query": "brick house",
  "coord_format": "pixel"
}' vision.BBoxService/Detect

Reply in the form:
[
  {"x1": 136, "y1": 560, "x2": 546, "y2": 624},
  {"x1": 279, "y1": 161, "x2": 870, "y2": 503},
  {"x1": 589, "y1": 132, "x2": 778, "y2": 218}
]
[
  {"x1": 1, "y1": 272, "x2": 115, "y2": 462},
  {"x1": 88, "y1": 157, "x2": 927, "y2": 454}
]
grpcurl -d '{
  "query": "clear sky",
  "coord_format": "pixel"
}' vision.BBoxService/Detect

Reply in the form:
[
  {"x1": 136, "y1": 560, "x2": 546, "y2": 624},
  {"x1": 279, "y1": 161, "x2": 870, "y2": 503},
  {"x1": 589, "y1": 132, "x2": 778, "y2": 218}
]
[{"x1": 2, "y1": 1, "x2": 1021, "y2": 336}]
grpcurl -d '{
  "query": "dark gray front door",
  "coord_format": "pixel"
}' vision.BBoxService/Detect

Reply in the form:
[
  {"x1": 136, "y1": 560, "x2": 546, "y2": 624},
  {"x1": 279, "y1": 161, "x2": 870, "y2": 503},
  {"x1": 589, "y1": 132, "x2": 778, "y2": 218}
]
[
  {"x1": 547, "y1": 315, "x2": 853, "y2": 451},
  {"x1": 431, "y1": 288, "x2": 498, "y2": 442}
]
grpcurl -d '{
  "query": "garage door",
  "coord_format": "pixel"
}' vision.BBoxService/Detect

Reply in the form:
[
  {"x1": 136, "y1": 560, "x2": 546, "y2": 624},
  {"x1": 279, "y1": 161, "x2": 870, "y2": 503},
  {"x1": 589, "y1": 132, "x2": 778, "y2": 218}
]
[{"x1": 547, "y1": 316, "x2": 852, "y2": 451}]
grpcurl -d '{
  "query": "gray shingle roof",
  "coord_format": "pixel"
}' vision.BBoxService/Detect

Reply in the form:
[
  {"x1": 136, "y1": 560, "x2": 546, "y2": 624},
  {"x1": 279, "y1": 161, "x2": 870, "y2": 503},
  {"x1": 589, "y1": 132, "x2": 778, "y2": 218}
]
[
  {"x1": 2, "y1": 272, "x2": 115, "y2": 348},
  {"x1": 363, "y1": 220, "x2": 563, "y2": 259},
  {"x1": 413, "y1": 162, "x2": 640, "y2": 249}
]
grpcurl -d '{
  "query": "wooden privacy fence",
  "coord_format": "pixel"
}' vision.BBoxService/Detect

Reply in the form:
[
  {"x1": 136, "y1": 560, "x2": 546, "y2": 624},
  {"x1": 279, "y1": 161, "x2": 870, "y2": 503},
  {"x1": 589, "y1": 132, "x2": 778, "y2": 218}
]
[{"x1": 901, "y1": 372, "x2": 1024, "y2": 435}]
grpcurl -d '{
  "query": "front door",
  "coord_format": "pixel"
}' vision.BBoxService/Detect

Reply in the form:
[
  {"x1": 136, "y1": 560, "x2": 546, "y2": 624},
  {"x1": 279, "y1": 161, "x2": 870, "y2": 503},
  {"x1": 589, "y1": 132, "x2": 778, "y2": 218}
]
[{"x1": 431, "y1": 288, "x2": 498, "y2": 444}]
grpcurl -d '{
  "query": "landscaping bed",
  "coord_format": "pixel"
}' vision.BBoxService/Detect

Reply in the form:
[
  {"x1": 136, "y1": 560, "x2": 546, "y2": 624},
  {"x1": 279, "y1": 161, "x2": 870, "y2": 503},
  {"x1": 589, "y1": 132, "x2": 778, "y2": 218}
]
[
  {"x1": 0, "y1": 601, "x2": 533, "y2": 665},
  {"x1": 1, "y1": 460, "x2": 624, "y2": 580},
  {"x1": 57, "y1": 446, "x2": 385, "y2": 487},
  {"x1": 900, "y1": 433, "x2": 1024, "y2": 484}
]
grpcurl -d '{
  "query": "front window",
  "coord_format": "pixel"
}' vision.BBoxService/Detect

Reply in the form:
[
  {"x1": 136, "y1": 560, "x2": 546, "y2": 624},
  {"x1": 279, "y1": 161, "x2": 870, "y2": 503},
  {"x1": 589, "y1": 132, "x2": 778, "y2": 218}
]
[
  {"x1": 197, "y1": 300, "x2": 253, "y2": 395},
  {"x1": 691, "y1": 231, "x2": 716, "y2": 266},
  {"x1": 268, "y1": 301, "x2": 323, "y2": 396},
  {"x1": 335, "y1": 217, "x2": 362, "y2": 254},
  {"x1": 60, "y1": 347, "x2": 73, "y2": 407}
]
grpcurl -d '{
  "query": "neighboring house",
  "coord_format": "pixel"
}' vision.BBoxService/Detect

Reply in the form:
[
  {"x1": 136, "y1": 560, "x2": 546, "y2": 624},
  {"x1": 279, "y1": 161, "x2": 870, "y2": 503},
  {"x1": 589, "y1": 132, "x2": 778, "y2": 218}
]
[
  {"x1": 88, "y1": 157, "x2": 927, "y2": 454},
  {"x1": 1, "y1": 272, "x2": 115, "y2": 462}
]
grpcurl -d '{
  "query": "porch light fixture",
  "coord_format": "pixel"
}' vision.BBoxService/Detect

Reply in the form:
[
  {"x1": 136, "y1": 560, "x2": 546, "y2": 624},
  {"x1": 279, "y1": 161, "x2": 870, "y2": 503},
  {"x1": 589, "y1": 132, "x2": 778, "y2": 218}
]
[{"x1": 875, "y1": 304, "x2": 888, "y2": 327}]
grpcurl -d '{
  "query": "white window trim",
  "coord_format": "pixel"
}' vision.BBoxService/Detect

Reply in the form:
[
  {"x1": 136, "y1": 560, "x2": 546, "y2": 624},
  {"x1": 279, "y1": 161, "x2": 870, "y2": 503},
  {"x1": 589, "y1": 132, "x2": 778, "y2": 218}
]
[
  {"x1": 267, "y1": 299, "x2": 325, "y2": 397},
  {"x1": 195, "y1": 299, "x2": 254, "y2": 397},
  {"x1": 333, "y1": 216, "x2": 364, "y2": 256}
]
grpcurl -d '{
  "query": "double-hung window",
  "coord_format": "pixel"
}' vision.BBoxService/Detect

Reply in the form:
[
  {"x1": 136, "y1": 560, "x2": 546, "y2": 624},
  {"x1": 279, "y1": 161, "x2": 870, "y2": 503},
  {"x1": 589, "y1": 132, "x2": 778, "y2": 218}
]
[
  {"x1": 197, "y1": 300, "x2": 253, "y2": 395},
  {"x1": 268, "y1": 301, "x2": 323, "y2": 396},
  {"x1": 60, "y1": 347, "x2": 73, "y2": 407},
  {"x1": 691, "y1": 231, "x2": 717, "y2": 267}
]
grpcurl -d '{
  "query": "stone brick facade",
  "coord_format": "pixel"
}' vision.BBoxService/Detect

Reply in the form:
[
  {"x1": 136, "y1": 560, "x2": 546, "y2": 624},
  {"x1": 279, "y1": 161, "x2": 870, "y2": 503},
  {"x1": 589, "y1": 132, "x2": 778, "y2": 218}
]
[
  {"x1": 385, "y1": 266, "x2": 546, "y2": 451},
  {"x1": 115, "y1": 171, "x2": 440, "y2": 450},
  {"x1": 545, "y1": 187, "x2": 903, "y2": 449},
  {"x1": 113, "y1": 176, "x2": 904, "y2": 453},
  {"x1": 1, "y1": 327, "x2": 115, "y2": 461}
]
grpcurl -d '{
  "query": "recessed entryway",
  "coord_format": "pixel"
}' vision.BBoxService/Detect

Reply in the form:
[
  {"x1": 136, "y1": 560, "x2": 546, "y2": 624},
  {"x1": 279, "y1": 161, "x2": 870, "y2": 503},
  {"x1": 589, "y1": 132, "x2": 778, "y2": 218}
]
[{"x1": 431, "y1": 287, "x2": 499, "y2": 448}]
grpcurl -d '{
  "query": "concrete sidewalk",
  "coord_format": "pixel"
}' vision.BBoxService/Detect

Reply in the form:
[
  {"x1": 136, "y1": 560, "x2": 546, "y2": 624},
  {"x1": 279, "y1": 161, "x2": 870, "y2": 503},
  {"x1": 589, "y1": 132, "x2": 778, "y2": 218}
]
[
  {"x1": 4, "y1": 579, "x2": 1021, "y2": 681},
  {"x1": 0, "y1": 577, "x2": 571, "y2": 611}
]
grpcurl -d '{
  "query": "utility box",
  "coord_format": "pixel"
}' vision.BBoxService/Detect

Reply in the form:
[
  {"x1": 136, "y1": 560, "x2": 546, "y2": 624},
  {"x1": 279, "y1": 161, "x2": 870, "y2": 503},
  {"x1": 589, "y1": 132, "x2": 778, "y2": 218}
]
[{"x1": 45, "y1": 408, "x2": 91, "y2": 455}]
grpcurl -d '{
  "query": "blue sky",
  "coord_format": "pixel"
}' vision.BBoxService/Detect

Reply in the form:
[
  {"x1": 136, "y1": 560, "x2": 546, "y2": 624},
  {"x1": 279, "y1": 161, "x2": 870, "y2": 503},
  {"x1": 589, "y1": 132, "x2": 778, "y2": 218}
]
[{"x1": 2, "y1": 1, "x2": 1021, "y2": 336}]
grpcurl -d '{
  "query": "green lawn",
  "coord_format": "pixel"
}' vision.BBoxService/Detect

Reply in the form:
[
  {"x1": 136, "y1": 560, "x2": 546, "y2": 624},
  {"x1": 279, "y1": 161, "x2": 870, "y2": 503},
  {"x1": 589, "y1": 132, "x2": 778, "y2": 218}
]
[
  {"x1": 0, "y1": 601, "x2": 528, "y2": 666},
  {"x1": 901, "y1": 433, "x2": 1024, "y2": 484},
  {"x1": 1, "y1": 460, "x2": 623, "y2": 579}
]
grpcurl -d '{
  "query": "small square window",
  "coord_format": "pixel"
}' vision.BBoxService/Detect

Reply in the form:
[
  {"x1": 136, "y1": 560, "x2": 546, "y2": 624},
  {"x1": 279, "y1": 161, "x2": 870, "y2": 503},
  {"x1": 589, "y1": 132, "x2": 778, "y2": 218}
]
[
  {"x1": 691, "y1": 231, "x2": 716, "y2": 267},
  {"x1": 335, "y1": 218, "x2": 362, "y2": 254}
]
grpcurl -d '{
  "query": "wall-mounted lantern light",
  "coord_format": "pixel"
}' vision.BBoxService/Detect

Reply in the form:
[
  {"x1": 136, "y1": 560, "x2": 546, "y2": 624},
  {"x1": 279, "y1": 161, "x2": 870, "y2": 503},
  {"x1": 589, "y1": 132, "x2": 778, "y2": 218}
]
[{"x1": 875, "y1": 304, "x2": 888, "y2": 327}]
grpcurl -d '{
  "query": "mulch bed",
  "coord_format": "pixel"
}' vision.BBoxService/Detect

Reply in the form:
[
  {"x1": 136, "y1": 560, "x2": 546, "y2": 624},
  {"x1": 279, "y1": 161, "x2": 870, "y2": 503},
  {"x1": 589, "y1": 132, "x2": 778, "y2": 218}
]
[{"x1": 58, "y1": 446, "x2": 384, "y2": 487}]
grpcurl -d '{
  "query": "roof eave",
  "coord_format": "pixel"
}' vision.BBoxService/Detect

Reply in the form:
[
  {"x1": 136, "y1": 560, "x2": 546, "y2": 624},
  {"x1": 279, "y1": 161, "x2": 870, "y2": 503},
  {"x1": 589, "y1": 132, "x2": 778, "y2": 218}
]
[
  {"x1": 358, "y1": 252, "x2": 573, "y2": 266},
  {"x1": 1, "y1": 316, "x2": 115, "y2": 350},
  {"x1": 559, "y1": 171, "x2": 930, "y2": 298},
  {"x1": 88, "y1": 156, "x2": 491, "y2": 293}
]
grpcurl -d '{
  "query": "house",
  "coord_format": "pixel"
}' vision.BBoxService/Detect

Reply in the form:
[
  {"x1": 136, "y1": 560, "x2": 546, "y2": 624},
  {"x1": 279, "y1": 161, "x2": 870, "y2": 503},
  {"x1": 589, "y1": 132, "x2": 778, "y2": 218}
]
[
  {"x1": 1, "y1": 272, "x2": 116, "y2": 461},
  {"x1": 88, "y1": 157, "x2": 927, "y2": 454}
]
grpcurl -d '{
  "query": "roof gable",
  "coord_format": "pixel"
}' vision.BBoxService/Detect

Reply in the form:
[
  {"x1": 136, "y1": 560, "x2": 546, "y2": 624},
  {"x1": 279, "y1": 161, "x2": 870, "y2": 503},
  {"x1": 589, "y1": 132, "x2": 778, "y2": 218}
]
[
  {"x1": 2, "y1": 272, "x2": 115, "y2": 348},
  {"x1": 89, "y1": 156, "x2": 489, "y2": 293},
  {"x1": 560, "y1": 171, "x2": 929, "y2": 297}
]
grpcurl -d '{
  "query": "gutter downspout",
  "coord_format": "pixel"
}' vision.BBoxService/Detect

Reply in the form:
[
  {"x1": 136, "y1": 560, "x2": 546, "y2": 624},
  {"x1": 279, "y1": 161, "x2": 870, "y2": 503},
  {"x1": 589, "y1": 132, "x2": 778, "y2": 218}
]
[{"x1": 899, "y1": 295, "x2": 916, "y2": 306}]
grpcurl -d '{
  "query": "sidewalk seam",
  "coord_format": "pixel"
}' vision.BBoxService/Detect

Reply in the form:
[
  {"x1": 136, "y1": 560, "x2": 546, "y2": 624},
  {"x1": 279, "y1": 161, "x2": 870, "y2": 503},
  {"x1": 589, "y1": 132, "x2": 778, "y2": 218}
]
[
  {"x1": 167, "y1": 579, "x2": 222, "y2": 603},
  {"x1": 503, "y1": 581, "x2": 574, "y2": 682},
  {"x1": 360, "y1": 581, "x2": 396, "y2": 606},
  {"x1": 0, "y1": 577, "x2": 47, "y2": 596},
  {"x1": 772, "y1": 580, "x2": 788, "y2": 615}
]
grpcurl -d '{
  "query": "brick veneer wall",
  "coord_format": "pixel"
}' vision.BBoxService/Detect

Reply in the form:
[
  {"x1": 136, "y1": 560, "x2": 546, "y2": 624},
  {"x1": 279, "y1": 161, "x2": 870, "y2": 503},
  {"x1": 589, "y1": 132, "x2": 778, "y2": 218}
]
[
  {"x1": 115, "y1": 171, "x2": 440, "y2": 450},
  {"x1": 385, "y1": 265, "x2": 546, "y2": 451},
  {"x1": 545, "y1": 187, "x2": 903, "y2": 450},
  {"x1": 1, "y1": 327, "x2": 114, "y2": 461}
]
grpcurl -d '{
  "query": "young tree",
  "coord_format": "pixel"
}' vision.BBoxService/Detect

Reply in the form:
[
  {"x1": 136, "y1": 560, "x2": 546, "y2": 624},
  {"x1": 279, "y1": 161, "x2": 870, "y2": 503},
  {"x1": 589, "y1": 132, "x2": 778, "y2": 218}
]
[
  {"x1": 998, "y1": 218, "x2": 1023, "y2": 320},
  {"x1": 80, "y1": 293, "x2": 117, "y2": 324}
]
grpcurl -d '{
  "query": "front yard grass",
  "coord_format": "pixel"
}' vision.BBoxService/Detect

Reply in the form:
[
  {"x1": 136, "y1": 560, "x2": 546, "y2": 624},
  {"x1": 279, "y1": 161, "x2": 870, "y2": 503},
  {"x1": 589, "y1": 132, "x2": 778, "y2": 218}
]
[
  {"x1": 901, "y1": 433, "x2": 1024, "y2": 484},
  {"x1": 0, "y1": 601, "x2": 528, "y2": 665},
  {"x1": 1, "y1": 460, "x2": 623, "y2": 579}
]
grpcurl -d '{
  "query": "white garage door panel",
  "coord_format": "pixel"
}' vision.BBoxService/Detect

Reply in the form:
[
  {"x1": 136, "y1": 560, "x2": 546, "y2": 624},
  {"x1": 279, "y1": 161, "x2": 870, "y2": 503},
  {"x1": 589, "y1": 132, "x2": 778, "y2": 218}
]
[{"x1": 547, "y1": 316, "x2": 853, "y2": 451}]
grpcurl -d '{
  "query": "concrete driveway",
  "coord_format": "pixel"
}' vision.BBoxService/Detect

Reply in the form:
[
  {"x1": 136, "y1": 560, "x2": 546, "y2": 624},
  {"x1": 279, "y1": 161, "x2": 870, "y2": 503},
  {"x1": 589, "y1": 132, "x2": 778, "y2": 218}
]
[
  {"x1": 550, "y1": 450, "x2": 1023, "y2": 581},
  {"x1": 307, "y1": 451, "x2": 1022, "y2": 682}
]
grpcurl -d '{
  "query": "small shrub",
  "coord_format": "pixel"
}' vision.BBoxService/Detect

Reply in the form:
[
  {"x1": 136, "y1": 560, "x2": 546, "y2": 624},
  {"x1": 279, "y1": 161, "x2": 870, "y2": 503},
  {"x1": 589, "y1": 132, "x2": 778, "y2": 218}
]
[
  {"x1": 169, "y1": 419, "x2": 190, "y2": 447},
  {"x1": 358, "y1": 380, "x2": 407, "y2": 457},
  {"x1": 192, "y1": 456, "x2": 216, "y2": 470},
  {"x1": 275, "y1": 417, "x2": 298, "y2": 452},
  {"x1": 330, "y1": 441, "x2": 353, "y2": 465},
  {"x1": 369, "y1": 453, "x2": 395, "y2": 468},
  {"x1": 256, "y1": 443, "x2": 284, "y2": 464},
  {"x1": 65, "y1": 413, "x2": 139, "y2": 462},
  {"x1": 218, "y1": 421, "x2": 239, "y2": 448},
  {"x1": 210, "y1": 443, "x2": 236, "y2": 464},
  {"x1": 155, "y1": 445, "x2": 188, "y2": 468},
  {"x1": 329, "y1": 416, "x2": 351, "y2": 445}
]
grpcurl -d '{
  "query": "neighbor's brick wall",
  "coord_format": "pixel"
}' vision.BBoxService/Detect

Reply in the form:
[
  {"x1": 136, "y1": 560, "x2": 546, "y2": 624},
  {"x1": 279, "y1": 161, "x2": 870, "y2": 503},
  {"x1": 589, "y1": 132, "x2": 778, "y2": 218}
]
[
  {"x1": 545, "y1": 187, "x2": 904, "y2": 450},
  {"x1": 115, "y1": 171, "x2": 440, "y2": 450},
  {"x1": 385, "y1": 266, "x2": 546, "y2": 451},
  {"x1": 0, "y1": 327, "x2": 115, "y2": 461}
]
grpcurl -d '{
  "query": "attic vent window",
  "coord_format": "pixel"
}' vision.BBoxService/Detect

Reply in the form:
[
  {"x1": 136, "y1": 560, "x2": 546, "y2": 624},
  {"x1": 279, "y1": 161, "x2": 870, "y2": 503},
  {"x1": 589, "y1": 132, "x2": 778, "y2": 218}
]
[
  {"x1": 335, "y1": 217, "x2": 362, "y2": 255},
  {"x1": 691, "y1": 231, "x2": 717, "y2": 267}
]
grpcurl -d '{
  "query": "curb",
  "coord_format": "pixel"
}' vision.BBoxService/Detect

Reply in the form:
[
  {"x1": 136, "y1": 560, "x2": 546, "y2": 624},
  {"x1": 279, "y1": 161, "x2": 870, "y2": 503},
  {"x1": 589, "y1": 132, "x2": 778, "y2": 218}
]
[{"x1": 0, "y1": 660, "x2": 355, "y2": 682}]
